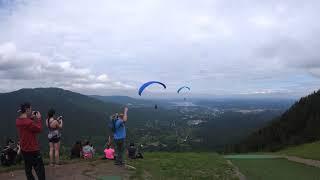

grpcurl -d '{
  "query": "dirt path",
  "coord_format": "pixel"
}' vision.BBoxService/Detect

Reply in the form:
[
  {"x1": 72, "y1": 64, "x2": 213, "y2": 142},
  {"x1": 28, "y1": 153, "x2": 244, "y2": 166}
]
[
  {"x1": 285, "y1": 156, "x2": 320, "y2": 168},
  {"x1": 226, "y1": 160, "x2": 246, "y2": 180},
  {"x1": 0, "y1": 160, "x2": 131, "y2": 180}
]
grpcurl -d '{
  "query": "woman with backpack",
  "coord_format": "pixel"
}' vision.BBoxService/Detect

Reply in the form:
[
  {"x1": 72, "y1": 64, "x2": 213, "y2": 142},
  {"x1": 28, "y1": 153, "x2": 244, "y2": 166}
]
[{"x1": 46, "y1": 109, "x2": 63, "y2": 166}]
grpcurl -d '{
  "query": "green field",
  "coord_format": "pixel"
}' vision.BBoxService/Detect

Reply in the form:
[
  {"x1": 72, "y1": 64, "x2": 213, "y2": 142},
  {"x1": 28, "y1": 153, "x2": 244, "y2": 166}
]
[
  {"x1": 230, "y1": 158, "x2": 320, "y2": 180},
  {"x1": 278, "y1": 141, "x2": 320, "y2": 160},
  {"x1": 128, "y1": 152, "x2": 238, "y2": 180}
]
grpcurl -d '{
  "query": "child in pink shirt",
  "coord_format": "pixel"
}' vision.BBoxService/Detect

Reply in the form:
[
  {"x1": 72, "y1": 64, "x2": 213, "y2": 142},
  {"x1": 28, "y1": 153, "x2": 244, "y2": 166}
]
[{"x1": 104, "y1": 145, "x2": 115, "y2": 160}]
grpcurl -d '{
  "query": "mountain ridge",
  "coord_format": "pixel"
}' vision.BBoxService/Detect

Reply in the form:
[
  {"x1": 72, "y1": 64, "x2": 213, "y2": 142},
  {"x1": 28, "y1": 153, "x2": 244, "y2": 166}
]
[{"x1": 237, "y1": 90, "x2": 320, "y2": 152}]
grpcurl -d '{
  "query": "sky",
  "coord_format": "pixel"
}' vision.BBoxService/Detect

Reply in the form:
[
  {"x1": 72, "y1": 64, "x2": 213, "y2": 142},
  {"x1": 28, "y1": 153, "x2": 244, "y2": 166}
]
[{"x1": 0, "y1": 0, "x2": 319, "y2": 98}]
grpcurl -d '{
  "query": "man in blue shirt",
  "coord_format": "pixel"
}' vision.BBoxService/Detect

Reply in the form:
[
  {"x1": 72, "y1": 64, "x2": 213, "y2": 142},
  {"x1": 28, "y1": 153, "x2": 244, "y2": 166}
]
[{"x1": 113, "y1": 107, "x2": 128, "y2": 166}]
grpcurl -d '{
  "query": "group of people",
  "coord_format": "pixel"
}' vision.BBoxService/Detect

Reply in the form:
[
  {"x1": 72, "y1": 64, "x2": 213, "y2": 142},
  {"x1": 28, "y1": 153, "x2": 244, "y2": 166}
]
[
  {"x1": 70, "y1": 140, "x2": 96, "y2": 159},
  {"x1": 13, "y1": 102, "x2": 136, "y2": 180},
  {"x1": 69, "y1": 139, "x2": 143, "y2": 161}
]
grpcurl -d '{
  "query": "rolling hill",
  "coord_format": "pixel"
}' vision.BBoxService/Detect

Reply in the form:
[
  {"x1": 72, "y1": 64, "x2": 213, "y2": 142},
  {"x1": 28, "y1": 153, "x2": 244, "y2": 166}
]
[
  {"x1": 237, "y1": 90, "x2": 320, "y2": 152},
  {"x1": 0, "y1": 88, "x2": 291, "y2": 152},
  {"x1": 0, "y1": 88, "x2": 122, "y2": 148},
  {"x1": 0, "y1": 88, "x2": 183, "y2": 151}
]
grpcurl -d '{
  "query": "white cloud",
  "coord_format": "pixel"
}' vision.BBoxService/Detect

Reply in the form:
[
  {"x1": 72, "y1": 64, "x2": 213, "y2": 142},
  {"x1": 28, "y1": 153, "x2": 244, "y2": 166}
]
[
  {"x1": 0, "y1": 0, "x2": 319, "y2": 97},
  {"x1": 0, "y1": 42, "x2": 134, "y2": 93},
  {"x1": 97, "y1": 74, "x2": 109, "y2": 82}
]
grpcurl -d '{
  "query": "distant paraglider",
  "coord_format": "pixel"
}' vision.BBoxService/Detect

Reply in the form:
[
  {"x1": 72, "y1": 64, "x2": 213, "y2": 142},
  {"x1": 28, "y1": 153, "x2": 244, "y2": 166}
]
[
  {"x1": 138, "y1": 81, "x2": 167, "y2": 96},
  {"x1": 177, "y1": 86, "x2": 191, "y2": 94},
  {"x1": 138, "y1": 81, "x2": 166, "y2": 110},
  {"x1": 177, "y1": 86, "x2": 191, "y2": 101}
]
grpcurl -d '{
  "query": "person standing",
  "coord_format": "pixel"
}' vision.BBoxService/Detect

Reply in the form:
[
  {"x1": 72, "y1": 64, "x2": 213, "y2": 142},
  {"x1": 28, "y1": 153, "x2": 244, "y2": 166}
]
[
  {"x1": 16, "y1": 102, "x2": 45, "y2": 180},
  {"x1": 46, "y1": 109, "x2": 63, "y2": 166},
  {"x1": 113, "y1": 107, "x2": 128, "y2": 166}
]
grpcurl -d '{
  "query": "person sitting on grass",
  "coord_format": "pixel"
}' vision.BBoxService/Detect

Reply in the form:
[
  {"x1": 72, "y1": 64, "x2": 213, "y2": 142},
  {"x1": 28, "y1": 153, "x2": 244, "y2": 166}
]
[
  {"x1": 15, "y1": 140, "x2": 22, "y2": 164},
  {"x1": 1, "y1": 139, "x2": 17, "y2": 166},
  {"x1": 127, "y1": 143, "x2": 144, "y2": 160},
  {"x1": 127, "y1": 143, "x2": 137, "y2": 159},
  {"x1": 70, "y1": 141, "x2": 82, "y2": 159},
  {"x1": 82, "y1": 141, "x2": 94, "y2": 159},
  {"x1": 136, "y1": 145, "x2": 144, "y2": 159},
  {"x1": 104, "y1": 145, "x2": 115, "y2": 160}
]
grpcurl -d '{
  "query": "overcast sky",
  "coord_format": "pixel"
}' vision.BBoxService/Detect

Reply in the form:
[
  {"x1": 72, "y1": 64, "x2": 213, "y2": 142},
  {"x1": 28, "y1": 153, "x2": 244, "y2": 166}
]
[{"x1": 0, "y1": 0, "x2": 319, "y2": 98}]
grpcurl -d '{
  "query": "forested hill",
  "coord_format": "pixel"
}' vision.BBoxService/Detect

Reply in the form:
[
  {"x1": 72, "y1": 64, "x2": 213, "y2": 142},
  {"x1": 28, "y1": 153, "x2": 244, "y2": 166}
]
[
  {"x1": 0, "y1": 88, "x2": 181, "y2": 151},
  {"x1": 91, "y1": 95, "x2": 152, "y2": 106},
  {"x1": 237, "y1": 90, "x2": 320, "y2": 152},
  {"x1": 0, "y1": 88, "x2": 121, "y2": 146}
]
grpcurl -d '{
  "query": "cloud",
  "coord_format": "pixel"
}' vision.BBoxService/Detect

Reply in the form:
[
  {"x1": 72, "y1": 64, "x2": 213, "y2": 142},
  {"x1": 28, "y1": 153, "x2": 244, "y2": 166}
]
[
  {"x1": 0, "y1": 0, "x2": 319, "y2": 97},
  {"x1": 256, "y1": 36, "x2": 320, "y2": 78},
  {"x1": 0, "y1": 42, "x2": 134, "y2": 92}
]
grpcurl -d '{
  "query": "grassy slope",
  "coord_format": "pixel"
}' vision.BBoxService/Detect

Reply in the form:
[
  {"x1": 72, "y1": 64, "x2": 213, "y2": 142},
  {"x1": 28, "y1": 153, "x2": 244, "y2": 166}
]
[
  {"x1": 231, "y1": 158, "x2": 320, "y2": 180},
  {"x1": 1, "y1": 152, "x2": 238, "y2": 179},
  {"x1": 128, "y1": 152, "x2": 238, "y2": 180},
  {"x1": 278, "y1": 141, "x2": 320, "y2": 160}
]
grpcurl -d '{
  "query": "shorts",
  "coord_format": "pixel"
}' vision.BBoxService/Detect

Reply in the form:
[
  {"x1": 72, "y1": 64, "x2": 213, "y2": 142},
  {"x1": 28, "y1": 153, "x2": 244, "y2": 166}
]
[{"x1": 48, "y1": 136, "x2": 60, "y2": 143}]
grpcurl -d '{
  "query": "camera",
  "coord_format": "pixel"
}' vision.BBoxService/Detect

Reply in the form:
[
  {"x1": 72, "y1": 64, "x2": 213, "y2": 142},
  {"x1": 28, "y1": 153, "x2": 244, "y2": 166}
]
[
  {"x1": 33, "y1": 111, "x2": 38, "y2": 116},
  {"x1": 58, "y1": 116, "x2": 63, "y2": 123}
]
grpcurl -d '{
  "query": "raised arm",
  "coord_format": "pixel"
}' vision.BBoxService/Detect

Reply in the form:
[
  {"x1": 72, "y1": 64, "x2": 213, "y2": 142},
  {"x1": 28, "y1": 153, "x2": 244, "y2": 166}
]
[
  {"x1": 57, "y1": 118, "x2": 63, "y2": 129},
  {"x1": 123, "y1": 107, "x2": 128, "y2": 122},
  {"x1": 29, "y1": 112, "x2": 42, "y2": 133}
]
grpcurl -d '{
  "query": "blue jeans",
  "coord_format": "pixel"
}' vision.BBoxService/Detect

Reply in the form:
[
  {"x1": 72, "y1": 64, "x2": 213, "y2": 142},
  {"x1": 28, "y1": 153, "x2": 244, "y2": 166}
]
[{"x1": 114, "y1": 139, "x2": 125, "y2": 165}]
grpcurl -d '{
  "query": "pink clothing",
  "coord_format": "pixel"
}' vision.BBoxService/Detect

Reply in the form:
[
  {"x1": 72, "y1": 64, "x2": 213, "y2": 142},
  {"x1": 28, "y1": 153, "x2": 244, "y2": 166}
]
[
  {"x1": 83, "y1": 153, "x2": 93, "y2": 159},
  {"x1": 104, "y1": 148, "x2": 115, "y2": 160}
]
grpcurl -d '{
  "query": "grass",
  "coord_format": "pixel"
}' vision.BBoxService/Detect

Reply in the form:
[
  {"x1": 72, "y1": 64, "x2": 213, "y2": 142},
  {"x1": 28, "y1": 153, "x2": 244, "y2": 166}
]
[
  {"x1": 224, "y1": 155, "x2": 280, "y2": 159},
  {"x1": 278, "y1": 141, "x2": 320, "y2": 160},
  {"x1": 231, "y1": 158, "x2": 320, "y2": 180},
  {"x1": 128, "y1": 152, "x2": 239, "y2": 180}
]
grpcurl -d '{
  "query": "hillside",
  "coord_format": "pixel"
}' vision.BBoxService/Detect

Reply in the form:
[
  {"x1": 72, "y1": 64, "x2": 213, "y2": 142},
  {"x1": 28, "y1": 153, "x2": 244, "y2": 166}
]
[
  {"x1": 278, "y1": 141, "x2": 320, "y2": 160},
  {"x1": 129, "y1": 152, "x2": 238, "y2": 180},
  {"x1": 237, "y1": 90, "x2": 320, "y2": 152},
  {"x1": 0, "y1": 88, "x2": 184, "y2": 151},
  {"x1": 0, "y1": 88, "x2": 290, "y2": 152},
  {"x1": 0, "y1": 88, "x2": 121, "y2": 148},
  {"x1": 91, "y1": 95, "x2": 171, "y2": 109},
  {"x1": 0, "y1": 152, "x2": 240, "y2": 180},
  {"x1": 91, "y1": 95, "x2": 144, "y2": 106}
]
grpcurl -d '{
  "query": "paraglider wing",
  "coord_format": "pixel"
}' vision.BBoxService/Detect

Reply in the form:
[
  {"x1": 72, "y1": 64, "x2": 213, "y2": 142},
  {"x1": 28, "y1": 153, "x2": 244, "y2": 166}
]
[
  {"x1": 177, "y1": 86, "x2": 191, "y2": 94},
  {"x1": 138, "y1": 81, "x2": 167, "y2": 96}
]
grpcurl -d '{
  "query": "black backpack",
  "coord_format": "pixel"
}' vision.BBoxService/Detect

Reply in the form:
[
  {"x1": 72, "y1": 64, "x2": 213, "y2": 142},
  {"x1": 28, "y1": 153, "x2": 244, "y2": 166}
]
[{"x1": 108, "y1": 114, "x2": 118, "y2": 133}]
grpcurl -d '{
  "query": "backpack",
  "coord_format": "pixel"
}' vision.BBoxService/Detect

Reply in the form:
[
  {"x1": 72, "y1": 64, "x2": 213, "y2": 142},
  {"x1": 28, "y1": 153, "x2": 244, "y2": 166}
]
[
  {"x1": 47, "y1": 119, "x2": 61, "y2": 140},
  {"x1": 108, "y1": 114, "x2": 118, "y2": 133}
]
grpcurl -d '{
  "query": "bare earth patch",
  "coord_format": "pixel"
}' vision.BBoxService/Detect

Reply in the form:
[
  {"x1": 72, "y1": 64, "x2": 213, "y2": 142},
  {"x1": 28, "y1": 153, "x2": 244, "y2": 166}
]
[
  {"x1": 0, "y1": 160, "x2": 131, "y2": 180},
  {"x1": 285, "y1": 156, "x2": 320, "y2": 168}
]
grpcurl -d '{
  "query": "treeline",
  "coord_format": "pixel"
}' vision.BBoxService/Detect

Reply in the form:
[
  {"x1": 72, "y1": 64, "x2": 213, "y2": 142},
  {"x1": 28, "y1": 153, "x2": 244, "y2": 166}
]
[{"x1": 233, "y1": 90, "x2": 320, "y2": 153}]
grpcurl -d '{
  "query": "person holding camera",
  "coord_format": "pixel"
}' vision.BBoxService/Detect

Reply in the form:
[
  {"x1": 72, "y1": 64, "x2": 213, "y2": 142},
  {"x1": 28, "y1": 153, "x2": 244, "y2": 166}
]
[
  {"x1": 46, "y1": 109, "x2": 63, "y2": 166},
  {"x1": 113, "y1": 107, "x2": 128, "y2": 166},
  {"x1": 16, "y1": 102, "x2": 45, "y2": 180}
]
